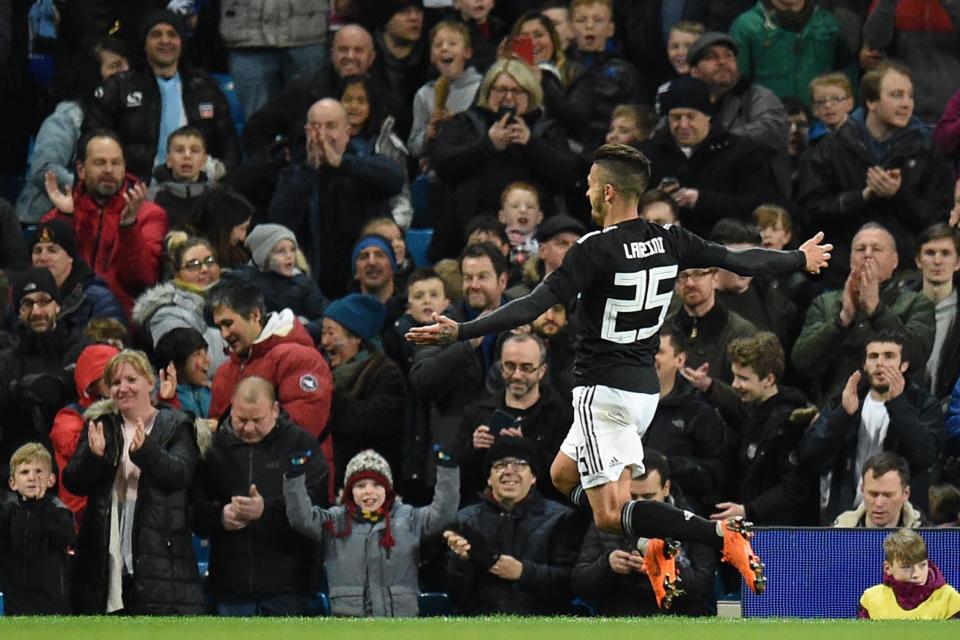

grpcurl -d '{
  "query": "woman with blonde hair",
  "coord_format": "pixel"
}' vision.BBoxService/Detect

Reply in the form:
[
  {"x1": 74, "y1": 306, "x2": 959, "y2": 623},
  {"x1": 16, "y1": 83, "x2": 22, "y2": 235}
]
[
  {"x1": 63, "y1": 349, "x2": 204, "y2": 614},
  {"x1": 428, "y1": 58, "x2": 578, "y2": 260}
]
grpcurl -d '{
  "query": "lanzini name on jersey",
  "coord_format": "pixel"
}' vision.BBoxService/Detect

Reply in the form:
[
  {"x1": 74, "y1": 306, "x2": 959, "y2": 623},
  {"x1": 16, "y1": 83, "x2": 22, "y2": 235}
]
[{"x1": 622, "y1": 237, "x2": 666, "y2": 260}]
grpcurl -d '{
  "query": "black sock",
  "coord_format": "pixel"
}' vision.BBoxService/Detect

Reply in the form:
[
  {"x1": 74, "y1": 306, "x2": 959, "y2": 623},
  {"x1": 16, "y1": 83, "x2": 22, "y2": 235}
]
[{"x1": 621, "y1": 500, "x2": 723, "y2": 551}]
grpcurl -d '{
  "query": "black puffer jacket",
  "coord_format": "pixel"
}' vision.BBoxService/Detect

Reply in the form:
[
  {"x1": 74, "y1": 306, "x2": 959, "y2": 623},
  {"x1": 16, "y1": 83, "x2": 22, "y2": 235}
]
[
  {"x1": 446, "y1": 491, "x2": 580, "y2": 615},
  {"x1": 191, "y1": 413, "x2": 329, "y2": 599},
  {"x1": 428, "y1": 106, "x2": 579, "y2": 260},
  {"x1": 84, "y1": 65, "x2": 241, "y2": 182},
  {"x1": 63, "y1": 403, "x2": 204, "y2": 614},
  {"x1": 707, "y1": 382, "x2": 819, "y2": 526},
  {"x1": 797, "y1": 113, "x2": 954, "y2": 286},
  {"x1": 636, "y1": 125, "x2": 780, "y2": 238},
  {"x1": 642, "y1": 376, "x2": 726, "y2": 515}
]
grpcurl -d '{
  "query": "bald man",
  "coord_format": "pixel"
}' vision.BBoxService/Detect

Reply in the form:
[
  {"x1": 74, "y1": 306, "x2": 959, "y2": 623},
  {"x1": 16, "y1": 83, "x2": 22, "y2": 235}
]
[
  {"x1": 242, "y1": 24, "x2": 398, "y2": 156},
  {"x1": 192, "y1": 376, "x2": 330, "y2": 617},
  {"x1": 792, "y1": 223, "x2": 935, "y2": 404},
  {"x1": 267, "y1": 98, "x2": 404, "y2": 298}
]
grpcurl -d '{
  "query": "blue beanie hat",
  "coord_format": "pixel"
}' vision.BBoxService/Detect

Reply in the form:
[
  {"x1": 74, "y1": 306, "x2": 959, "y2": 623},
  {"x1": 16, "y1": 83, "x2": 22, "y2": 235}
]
[
  {"x1": 351, "y1": 234, "x2": 397, "y2": 275},
  {"x1": 324, "y1": 294, "x2": 386, "y2": 342}
]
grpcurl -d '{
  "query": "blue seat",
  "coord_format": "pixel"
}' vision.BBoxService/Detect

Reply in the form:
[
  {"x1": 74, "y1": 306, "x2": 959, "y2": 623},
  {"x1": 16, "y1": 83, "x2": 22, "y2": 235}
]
[
  {"x1": 417, "y1": 591, "x2": 451, "y2": 617},
  {"x1": 405, "y1": 227, "x2": 434, "y2": 268},
  {"x1": 212, "y1": 73, "x2": 246, "y2": 135}
]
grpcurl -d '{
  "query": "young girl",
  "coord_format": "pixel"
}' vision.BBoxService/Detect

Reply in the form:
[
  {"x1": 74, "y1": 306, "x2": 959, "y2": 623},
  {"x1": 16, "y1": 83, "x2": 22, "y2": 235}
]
[
  {"x1": 241, "y1": 223, "x2": 327, "y2": 341},
  {"x1": 284, "y1": 448, "x2": 459, "y2": 617}
]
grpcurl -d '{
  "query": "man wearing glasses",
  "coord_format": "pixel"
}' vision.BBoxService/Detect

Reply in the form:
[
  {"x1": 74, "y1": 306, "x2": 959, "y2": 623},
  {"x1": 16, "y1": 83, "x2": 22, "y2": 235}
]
[
  {"x1": 458, "y1": 332, "x2": 572, "y2": 504},
  {"x1": 0, "y1": 268, "x2": 84, "y2": 484},
  {"x1": 442, "y1": 435, "x2": 580, "y2": 615}
]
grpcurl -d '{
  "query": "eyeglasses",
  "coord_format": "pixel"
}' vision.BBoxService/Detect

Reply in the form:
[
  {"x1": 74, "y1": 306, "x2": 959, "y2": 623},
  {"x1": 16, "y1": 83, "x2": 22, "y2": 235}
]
[
  {"x1": 20, "y1": 296, "x2": 55, "y2": 311},
  {"x1": 500, "y1": 361, "x2": 543, "y2": 375},
  {"x1": 181, "y1": 256, "x2": 218, "y2": 272},
  {"x1": 812, "y1": 95, "x2": 848, "y2": 108},
  {"x1": 490, "y1": 86, "x2": 525, "y2": 98},
  {"x1": 677, "y1": 269, "x2": 715, "y2": 282},
  {"x1": 492, "y1": 458, "x2": 529, "y2": 472}
]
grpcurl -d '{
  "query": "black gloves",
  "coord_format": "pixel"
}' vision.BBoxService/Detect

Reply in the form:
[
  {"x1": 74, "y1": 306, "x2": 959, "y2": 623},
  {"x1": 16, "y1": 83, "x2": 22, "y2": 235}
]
[
  {"x1": 286, "y1": 450, "x2": 313, "y2": 478},
  {"x1": 434, "y1": 443, "x2": 458, "y2": 469},
  {"x1": 460, "y1": 522, "x2": 499, "y2": 570}
]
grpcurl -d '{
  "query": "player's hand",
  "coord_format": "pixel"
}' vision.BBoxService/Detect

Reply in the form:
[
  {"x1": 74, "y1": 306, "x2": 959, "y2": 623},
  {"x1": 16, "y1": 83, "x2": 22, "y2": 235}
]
[
  {"x1": 88, "y1": 420, "x2": 107, "y2": 457},
  {"x1": 841, "y1": 370, "x2": 861, "y2": 416},
  {"x1": 472, "y1": 425, "x2": 495, "y2": 449},
  {"x1": 405, "y1": 313, "x2": 460, "y2": 344},
  {"x1": 710, "y1": 502, "x2": 745, "y2": 521},
  {"x1": 44, "y1": 170, "x2": 74, "y2": 214},
  {"x1": 443, "y1": 530, "x2": 471, "y2": 560},
  {"x1": 679, "y1": 362, "x2": 712, "y2": 393},
  {"x1": 798, "y1": 231, "x2": 832, "y2": 275},
  {"x1": 489, "y1": 554, "x2": 523, "y2": 580}
]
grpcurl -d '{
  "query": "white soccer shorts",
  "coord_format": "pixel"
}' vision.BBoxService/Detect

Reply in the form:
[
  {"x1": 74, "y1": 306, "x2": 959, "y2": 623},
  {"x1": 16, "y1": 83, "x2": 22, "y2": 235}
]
[{"x1": 559, "y1": 384, "x2": 659, "y2": 489}]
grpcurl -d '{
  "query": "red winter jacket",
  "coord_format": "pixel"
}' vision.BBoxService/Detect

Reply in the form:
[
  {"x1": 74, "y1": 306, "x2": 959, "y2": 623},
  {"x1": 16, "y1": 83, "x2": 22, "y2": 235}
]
[
  {"x1": 210, "y1": 310, "x2": 335, "y2": 498},
  {"x1": 42, "y1": 175, "x2": 167, "y2": 317}
]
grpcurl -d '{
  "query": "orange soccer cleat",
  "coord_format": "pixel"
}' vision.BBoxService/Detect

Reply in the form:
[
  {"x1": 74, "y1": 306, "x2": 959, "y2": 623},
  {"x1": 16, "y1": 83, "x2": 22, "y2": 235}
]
[
  {"x1": 720, "y1": 516, "x2": 766, "y2": 594},
  {"x1": 643, "y1": 538, "x2": 685, "y2": 609}
]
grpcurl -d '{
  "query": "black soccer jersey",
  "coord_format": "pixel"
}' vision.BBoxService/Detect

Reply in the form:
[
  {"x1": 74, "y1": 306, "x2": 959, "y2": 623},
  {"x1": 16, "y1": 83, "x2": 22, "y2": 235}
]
[
  {"x1": 543, "y1": 219, "x2": 793, "y2": 393},
  {"x1": 456, "y1": 218, "x2": 806, "y2": 394}
]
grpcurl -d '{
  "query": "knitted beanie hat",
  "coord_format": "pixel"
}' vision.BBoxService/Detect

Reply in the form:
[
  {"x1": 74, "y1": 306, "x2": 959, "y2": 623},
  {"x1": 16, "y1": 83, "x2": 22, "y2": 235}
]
[
  {"x1": 323, "y1": 294, "x2": 386, "y2": 343},
  {"x1": 331, "y1": 449, "x2": 397, "y2": 549},
  {"x1": 344, "y1": 449, "x2": 394, "y2": 488},
  {"x1": 30, "y1": 219, "x2": 78, "y2": 261},
  {"x1": 244, "y1": 223, "x2": 297, "y2": 271}
]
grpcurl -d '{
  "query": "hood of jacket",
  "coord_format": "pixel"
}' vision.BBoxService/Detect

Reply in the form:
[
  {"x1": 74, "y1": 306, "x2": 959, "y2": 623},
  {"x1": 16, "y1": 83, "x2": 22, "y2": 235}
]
[
  {"x1": 132, "y1": 281, "x2": 208, "y2": 343},
  {"x1": 237, "y1": 308, "x2": 315, "y2": 363}
]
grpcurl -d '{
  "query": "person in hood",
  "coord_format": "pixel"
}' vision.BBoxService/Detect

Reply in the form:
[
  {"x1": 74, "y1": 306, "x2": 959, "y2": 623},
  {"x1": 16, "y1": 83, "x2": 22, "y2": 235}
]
[
  {"x1": 207, "y1": 279, "x2": 335, "y2": 499},
  {"x1": 49, "y1": 342, "x2": 120, "y2": 528},
  {"x1": 29, "y1": 219, "x2": 126, "y2": 334}
]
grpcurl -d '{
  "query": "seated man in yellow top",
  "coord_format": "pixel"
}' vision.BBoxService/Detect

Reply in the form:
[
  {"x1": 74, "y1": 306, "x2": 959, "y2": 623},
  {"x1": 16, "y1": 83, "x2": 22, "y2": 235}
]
[{"x1": 859, "y1": 528, "x2": 960, "y2": 620}]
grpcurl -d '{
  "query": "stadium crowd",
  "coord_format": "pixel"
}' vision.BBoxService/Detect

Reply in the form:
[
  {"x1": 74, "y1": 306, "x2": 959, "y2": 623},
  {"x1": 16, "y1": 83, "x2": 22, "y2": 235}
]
[{"x1": 0, "y1": 0, "x2": 959, "y2": 619}]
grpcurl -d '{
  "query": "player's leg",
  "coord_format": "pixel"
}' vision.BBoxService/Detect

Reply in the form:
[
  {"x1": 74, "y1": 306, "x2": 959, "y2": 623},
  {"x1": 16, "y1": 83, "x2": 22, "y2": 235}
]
[{"x1": 549, "y1": 450, "x2": 580, "y2": 498}]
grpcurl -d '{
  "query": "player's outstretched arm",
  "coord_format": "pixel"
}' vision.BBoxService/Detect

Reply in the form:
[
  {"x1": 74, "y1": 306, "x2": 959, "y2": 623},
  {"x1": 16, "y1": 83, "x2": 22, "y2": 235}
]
[
  {"x1": 714, "y1": 231, "x2": 832, "y2": 276},
  {"x1": 406, "y1": 283, "x2": 562, "y2": 345}
]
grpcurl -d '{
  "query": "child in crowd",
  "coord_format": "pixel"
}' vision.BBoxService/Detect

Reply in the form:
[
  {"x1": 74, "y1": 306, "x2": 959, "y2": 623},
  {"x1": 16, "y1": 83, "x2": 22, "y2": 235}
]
[
  {"x1": 639, "y1": 189, "x2": 680, "y2": 227},
  {"x1": 409, "y1": 20, "x2": 483, "y2": 160},
  {"x1": 666, "y1": 21, "x2": 705, "y2": 76},
  {"x1": 284, "y1": 448, "x2": 459, "y2": 617},
  {"x1": 752, "y1": 204, "x2": 794, "y2": 250},
  {"x1": 449, "y1": 0, "x2": 504, "y2": 72},
  {"x1": 498, "y1": 181, "x2": 543, "y2": 267},
  {"x1": 153, "y1": 326, "x2": 213, "y2": 422},
  {"x1": 0, "y1": 443, "x2": 75, "y2": 615},
  {"x1": 564, "y1": 0, "x2": 640, "y2": 152},
  {"x1": 859, "y1": 528, "x2": 960, "y2": 619},
  {"x1": 809, "y1": 72, "x2": 855, "y2": 142},
  {"x1": 391, "y1": 268, "x2": 453, "y2": 371},
  {"x1": 605, "y1": 103, "x2": 657, "y2": 145},
  {"x1": 148, "y1": 126, "x2": 216, "y2": 227},
  {"x1": 541, "y1": 0, "x2": 575, "y2": 50},
  {"x1": 49, "y1": 343, "x2": 118, "y2": 528},
  {"x1": 242, "y1": 223, "x2": 327, "y2": 341}
]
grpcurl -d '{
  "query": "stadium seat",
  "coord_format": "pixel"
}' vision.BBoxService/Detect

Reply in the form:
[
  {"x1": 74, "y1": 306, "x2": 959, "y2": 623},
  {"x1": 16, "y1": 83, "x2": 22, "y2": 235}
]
[
  {"x1": 569, "y1": 597, "x2": 596, "y2": 616},
  {"x1": 406, "y1": 228, "x2": 434, "y2": 268},
  {"x1": 212, "y1": 73, "x2": 246, "y2": 136},
  {"x1": 417, "y1": 592, "x2": 451, "y2": 617},
  {"x1": 0, "y1": 590, "x2": 4, "y2": 616}
]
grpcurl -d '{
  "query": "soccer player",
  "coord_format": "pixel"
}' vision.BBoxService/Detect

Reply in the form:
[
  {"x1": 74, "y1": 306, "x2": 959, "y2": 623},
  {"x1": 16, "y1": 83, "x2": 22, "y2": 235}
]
[{"x1": 407, "y1": 144, "x2": 831, "y2": 601}]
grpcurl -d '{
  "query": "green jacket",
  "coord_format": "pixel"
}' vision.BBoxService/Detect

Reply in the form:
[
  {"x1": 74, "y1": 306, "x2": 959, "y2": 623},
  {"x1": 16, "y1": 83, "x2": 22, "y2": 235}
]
[
  {"x1": 791, "y1": 278, "x2": 935, "y2": 404},
  {"x1": 730, "y1": 1, "x2": 856, "y2": 105}
]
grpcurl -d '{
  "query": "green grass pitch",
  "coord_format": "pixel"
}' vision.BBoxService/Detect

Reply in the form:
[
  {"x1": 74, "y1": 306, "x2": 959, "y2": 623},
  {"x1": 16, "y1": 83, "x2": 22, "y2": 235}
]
[{"x1": 0, "y1": 616, "x2": 953, "y2": 640}]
